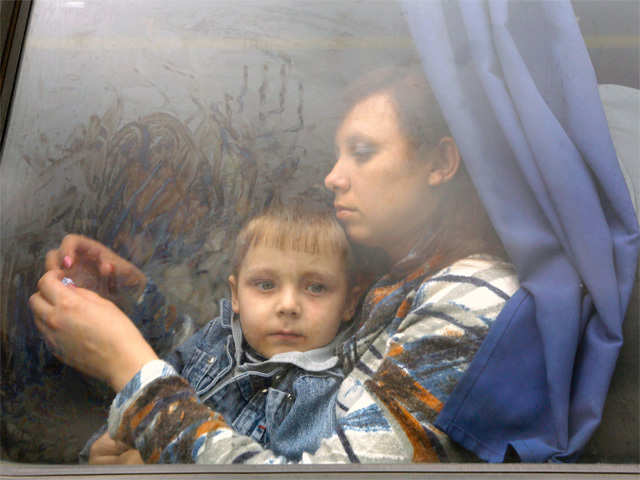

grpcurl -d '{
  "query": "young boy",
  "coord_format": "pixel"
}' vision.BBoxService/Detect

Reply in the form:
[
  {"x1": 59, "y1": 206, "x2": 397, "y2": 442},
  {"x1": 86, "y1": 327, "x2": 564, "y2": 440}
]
[{"x1": 82, "y1": 204, "x2": 361, "y2": 462}]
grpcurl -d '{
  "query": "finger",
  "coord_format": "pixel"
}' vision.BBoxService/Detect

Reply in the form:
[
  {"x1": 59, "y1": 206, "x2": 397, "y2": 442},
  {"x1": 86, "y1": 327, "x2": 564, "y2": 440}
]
[
  {"x1": 45, "y1": 249, "x2": 64, "y2": 271},
  {"x1": 29, "y1": 292, "x2": 55, "y2": 325},
  {"x1": 115, "y1": 440, "x2": 130, "y2": 451},
  {"x1": 57, "y1": 234, "x2": 84, "y2": 268},
  {"x1": 97, "y1": 256, "x2": 115, "y2": 278},
  {"x1": 107, "y1": 268, "x2": 117, "y2": 294},
  {"x1": 119, "y1": 449, "x2": 144, "y2": 464},
  {"x1": 37, "y1": 269, "x2": 68, "y2": 305},
  {"x1": 90, "y1": 432, "x2": 122, "y2": 456},
  {"x1": 89, "y1": 454, "x2": 126, "y2": 465},
  {"x1": 59, "y1": 234, "x2": 102, "y2": 267},
  {"x1": 89, "y1": 434, "x2": 129, "y2": 463}
]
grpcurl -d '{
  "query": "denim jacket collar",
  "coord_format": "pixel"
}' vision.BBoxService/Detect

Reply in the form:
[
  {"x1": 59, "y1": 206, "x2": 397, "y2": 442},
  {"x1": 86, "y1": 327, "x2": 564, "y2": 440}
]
[{"x1": 223, "y1": 298, "x2": 344, "y2": 373}]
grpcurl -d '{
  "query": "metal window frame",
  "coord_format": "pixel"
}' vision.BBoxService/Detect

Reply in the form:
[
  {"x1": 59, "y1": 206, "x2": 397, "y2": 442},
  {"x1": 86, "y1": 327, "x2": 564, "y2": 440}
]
[{"x1": 0, "y1": 0, "x2": 33, "y2": 159}]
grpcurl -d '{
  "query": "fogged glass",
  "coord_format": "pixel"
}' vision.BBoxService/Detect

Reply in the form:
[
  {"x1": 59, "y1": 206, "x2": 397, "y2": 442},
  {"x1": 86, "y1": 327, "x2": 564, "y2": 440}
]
[
  {"x1": 0, "y1": 0, "x2": 417, "y2": 463},
  {"x1": 1, "y1": 0, "x2": 638, "y2": 466}
]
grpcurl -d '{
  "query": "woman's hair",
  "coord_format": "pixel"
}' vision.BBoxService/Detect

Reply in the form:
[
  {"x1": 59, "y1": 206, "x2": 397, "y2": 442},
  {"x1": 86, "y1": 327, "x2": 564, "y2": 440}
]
[
  {"x1": 341, "y1": 65, "x2": 506, "y2": 276},
  {"x1": 340, "y1": 65, "x2": 450, "y2": 150},
  {"x1": 231, "y1": 203, "x2": 357, "y2": 285}
]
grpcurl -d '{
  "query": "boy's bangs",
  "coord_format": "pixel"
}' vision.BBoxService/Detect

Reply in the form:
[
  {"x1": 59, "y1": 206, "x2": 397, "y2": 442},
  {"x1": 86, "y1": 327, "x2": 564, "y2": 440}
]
[
  {"x1": 231, "y1": 206, "x2": 355, "y2": 280},
  {"x1": 249, "y1": 217, "x2": 347, "y2": 258}
]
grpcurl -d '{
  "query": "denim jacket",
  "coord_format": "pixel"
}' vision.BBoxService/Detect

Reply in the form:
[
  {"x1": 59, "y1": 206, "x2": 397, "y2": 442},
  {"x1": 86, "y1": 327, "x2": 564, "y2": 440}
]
[
  {"x1": 163, "y1": 298, "x2": 345, "y2": 461},
  {"x1": 80, "y1": 288, "x2": 346, "y2": 463}
]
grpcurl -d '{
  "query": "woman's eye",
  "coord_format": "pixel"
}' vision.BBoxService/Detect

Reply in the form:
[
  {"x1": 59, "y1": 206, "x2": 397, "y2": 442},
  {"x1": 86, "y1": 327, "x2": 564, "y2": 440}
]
[
  {"x1": 254, "y1": 280, "x2": 275, "y2": 291},
  {"x1": 307, "y1": 283, "x2": 327, "y2": 294},
  {"x1": 351, "y1": 141, "x2": 377, "y2": 161}
]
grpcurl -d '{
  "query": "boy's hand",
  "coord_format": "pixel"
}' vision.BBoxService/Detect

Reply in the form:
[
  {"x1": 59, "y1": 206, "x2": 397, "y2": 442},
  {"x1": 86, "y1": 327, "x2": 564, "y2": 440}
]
[
  {"x1": 29, "y1": 269, "x2": 158, "y2": 392},
  {"x1": 45, "y1": 234, "x2": 146, "y2": 304},
  {"x1": 89, "y1": 432, "x2": 144, "y2": 464}
]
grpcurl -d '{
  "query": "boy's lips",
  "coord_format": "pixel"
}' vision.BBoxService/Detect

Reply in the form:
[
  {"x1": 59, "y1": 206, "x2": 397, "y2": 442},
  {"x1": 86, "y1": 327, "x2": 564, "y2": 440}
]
[{"x1": 269, "y1": 331, "x2": 304, "y2": 341}]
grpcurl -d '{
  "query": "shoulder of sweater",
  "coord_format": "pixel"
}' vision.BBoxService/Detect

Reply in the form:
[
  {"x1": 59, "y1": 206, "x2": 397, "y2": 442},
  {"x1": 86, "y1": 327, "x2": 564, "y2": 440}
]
[
  {"x1": 413, "y1": 254, "x2": 520, "y2": 306},
  {"x1": 435, "y1": 254, "x2": 515, "y2": 278}
]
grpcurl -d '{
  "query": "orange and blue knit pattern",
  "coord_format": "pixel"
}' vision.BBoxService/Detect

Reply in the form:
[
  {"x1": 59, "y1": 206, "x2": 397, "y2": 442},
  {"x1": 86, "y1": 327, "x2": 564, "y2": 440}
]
[{"x1": 109, "y1": 255, "x2": 518, "y2": 463}]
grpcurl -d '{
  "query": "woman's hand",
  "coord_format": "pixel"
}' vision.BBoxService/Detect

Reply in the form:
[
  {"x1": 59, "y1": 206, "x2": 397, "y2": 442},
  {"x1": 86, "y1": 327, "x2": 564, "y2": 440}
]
[
  {"x1": 45, "y1": 234, "x2": 146, "y2": 305},
  {"x1": 89, "y1": 432, "x2": 144, "y2": 465},
  {"x1": 29, "y1": 269, "x2": 158, "y2": 392}
]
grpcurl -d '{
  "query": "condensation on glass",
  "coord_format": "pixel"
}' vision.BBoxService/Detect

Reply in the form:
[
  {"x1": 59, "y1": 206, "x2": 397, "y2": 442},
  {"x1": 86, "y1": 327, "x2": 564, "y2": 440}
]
[
  {"x1": 0, "y1": 0, "x2": 418, "y2": 463},
  {"x1": 0, "y1": 0, "x2": 637, "y2": 466}
]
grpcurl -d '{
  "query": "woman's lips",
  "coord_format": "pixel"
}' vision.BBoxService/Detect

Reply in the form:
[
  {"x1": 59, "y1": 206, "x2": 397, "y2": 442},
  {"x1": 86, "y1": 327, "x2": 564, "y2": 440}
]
[{"x1": 334, "y1": 205, "x2": 356, "y2": 220}]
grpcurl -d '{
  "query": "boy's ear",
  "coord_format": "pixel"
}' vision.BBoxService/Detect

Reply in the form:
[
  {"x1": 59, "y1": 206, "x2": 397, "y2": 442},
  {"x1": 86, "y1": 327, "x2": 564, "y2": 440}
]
[
  {"x1": 228, "y1": 275, "x2": 240, "y2": 314},
  {"x1": 342, "y1": 285, "x2": 363, "y2": 322}
]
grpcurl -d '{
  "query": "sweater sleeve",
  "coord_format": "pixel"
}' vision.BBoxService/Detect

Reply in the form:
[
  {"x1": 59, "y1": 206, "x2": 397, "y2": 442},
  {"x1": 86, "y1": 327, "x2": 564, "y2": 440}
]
[
  {"x1": 107, "y1": 257, "x2": 518, "y2": 464},
  {"x1": 77, "y1": 278, "x2": 195, "y2": 464}
]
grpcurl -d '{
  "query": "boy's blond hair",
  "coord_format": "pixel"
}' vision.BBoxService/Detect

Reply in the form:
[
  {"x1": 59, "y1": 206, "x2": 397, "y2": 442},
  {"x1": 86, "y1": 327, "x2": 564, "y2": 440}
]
[{"x1": 231, "y1": 204, "x2": 355, "y2": 285}]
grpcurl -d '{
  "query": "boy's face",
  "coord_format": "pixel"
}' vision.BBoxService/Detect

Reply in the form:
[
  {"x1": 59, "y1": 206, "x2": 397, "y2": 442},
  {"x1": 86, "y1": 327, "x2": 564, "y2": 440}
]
[{"x1": 229, "y1": 243, "x2": 357, "y2": 358}]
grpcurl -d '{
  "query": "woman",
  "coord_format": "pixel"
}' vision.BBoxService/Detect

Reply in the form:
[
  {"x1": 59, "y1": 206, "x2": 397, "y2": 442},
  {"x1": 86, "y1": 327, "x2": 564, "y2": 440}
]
[{"x1": 29, "y1": 66, "x2": 519, "y2": 463}]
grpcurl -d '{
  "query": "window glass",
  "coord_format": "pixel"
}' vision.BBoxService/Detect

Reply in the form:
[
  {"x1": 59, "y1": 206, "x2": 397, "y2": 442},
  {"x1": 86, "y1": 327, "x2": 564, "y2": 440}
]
[
  {"x1": 0, "y1": 0, "x2": 418, "y2": 463},
  {"x1": 0, "y1": 0, "x2": 637, "y2": 466}
]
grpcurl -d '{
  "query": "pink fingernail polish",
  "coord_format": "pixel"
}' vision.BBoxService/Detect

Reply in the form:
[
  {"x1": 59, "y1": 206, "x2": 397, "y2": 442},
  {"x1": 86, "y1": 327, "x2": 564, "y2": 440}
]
[{"x1": 63, "y1": 256, "x2": 72, "y2": 269}]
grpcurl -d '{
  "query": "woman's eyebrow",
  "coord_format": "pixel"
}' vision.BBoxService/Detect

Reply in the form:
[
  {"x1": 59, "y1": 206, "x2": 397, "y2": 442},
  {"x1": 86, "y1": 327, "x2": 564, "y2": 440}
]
[{"x1": 346, "y1": 133, "x2": 372, "y2": 144}]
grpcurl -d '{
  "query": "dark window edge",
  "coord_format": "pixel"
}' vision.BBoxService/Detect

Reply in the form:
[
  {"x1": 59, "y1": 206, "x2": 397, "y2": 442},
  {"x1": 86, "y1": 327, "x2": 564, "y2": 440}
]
[{"x1": 0, "y1": 0, "x2": 33, "y2": 161}]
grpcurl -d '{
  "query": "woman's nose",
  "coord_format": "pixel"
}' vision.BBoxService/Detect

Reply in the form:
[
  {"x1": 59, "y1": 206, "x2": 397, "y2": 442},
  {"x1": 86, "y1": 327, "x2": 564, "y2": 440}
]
[
  {"x1": 324, "y1": 159, "x2": 349, "y2": 193},
  {"x1": 276, "y1": 287, "x2": 301, "y2": 318}
]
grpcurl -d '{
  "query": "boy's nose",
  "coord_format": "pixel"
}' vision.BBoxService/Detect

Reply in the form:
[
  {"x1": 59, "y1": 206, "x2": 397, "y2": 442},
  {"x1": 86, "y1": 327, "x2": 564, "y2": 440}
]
[{"x1": 276, "y1": 287, "x2": 301, "y2": 318}]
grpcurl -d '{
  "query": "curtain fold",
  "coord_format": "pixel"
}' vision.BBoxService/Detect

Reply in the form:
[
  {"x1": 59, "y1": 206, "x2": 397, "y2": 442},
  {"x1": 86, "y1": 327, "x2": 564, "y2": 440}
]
[{"x1": 402, "y1": 0, "x2": 639, "y2": 462}]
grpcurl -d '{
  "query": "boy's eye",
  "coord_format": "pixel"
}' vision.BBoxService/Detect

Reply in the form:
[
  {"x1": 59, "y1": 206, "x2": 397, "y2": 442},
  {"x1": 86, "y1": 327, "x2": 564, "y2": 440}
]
[
  {"x1": 307, "y1": 283, "x2": 327, "y2": 294},
  {"x1": 254, "y1": 280, "x2": 275, "y2": 291}
]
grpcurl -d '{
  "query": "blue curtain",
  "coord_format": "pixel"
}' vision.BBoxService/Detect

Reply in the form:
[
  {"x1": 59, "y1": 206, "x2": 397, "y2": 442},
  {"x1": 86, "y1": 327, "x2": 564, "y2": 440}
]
[{"x1": 402, "y1": 0, "x2": 640, "y2": 462}]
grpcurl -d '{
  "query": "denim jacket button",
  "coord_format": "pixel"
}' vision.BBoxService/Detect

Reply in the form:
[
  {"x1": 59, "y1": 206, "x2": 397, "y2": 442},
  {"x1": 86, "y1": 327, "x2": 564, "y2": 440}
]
[{"x1": 207, "y1": 356, "x2": 216, "y2": 364}]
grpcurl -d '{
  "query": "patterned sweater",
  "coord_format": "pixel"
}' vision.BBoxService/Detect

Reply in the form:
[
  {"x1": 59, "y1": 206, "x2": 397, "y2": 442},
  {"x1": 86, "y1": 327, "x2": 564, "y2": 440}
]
[{"x1": 108, "y1": 255, "x2": 519, "y2": 463}]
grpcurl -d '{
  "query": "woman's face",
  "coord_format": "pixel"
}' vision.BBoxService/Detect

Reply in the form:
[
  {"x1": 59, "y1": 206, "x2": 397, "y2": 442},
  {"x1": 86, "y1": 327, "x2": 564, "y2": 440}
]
[{"x1": 325, "y1": 92, "x2": 440, "y2": 263}]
